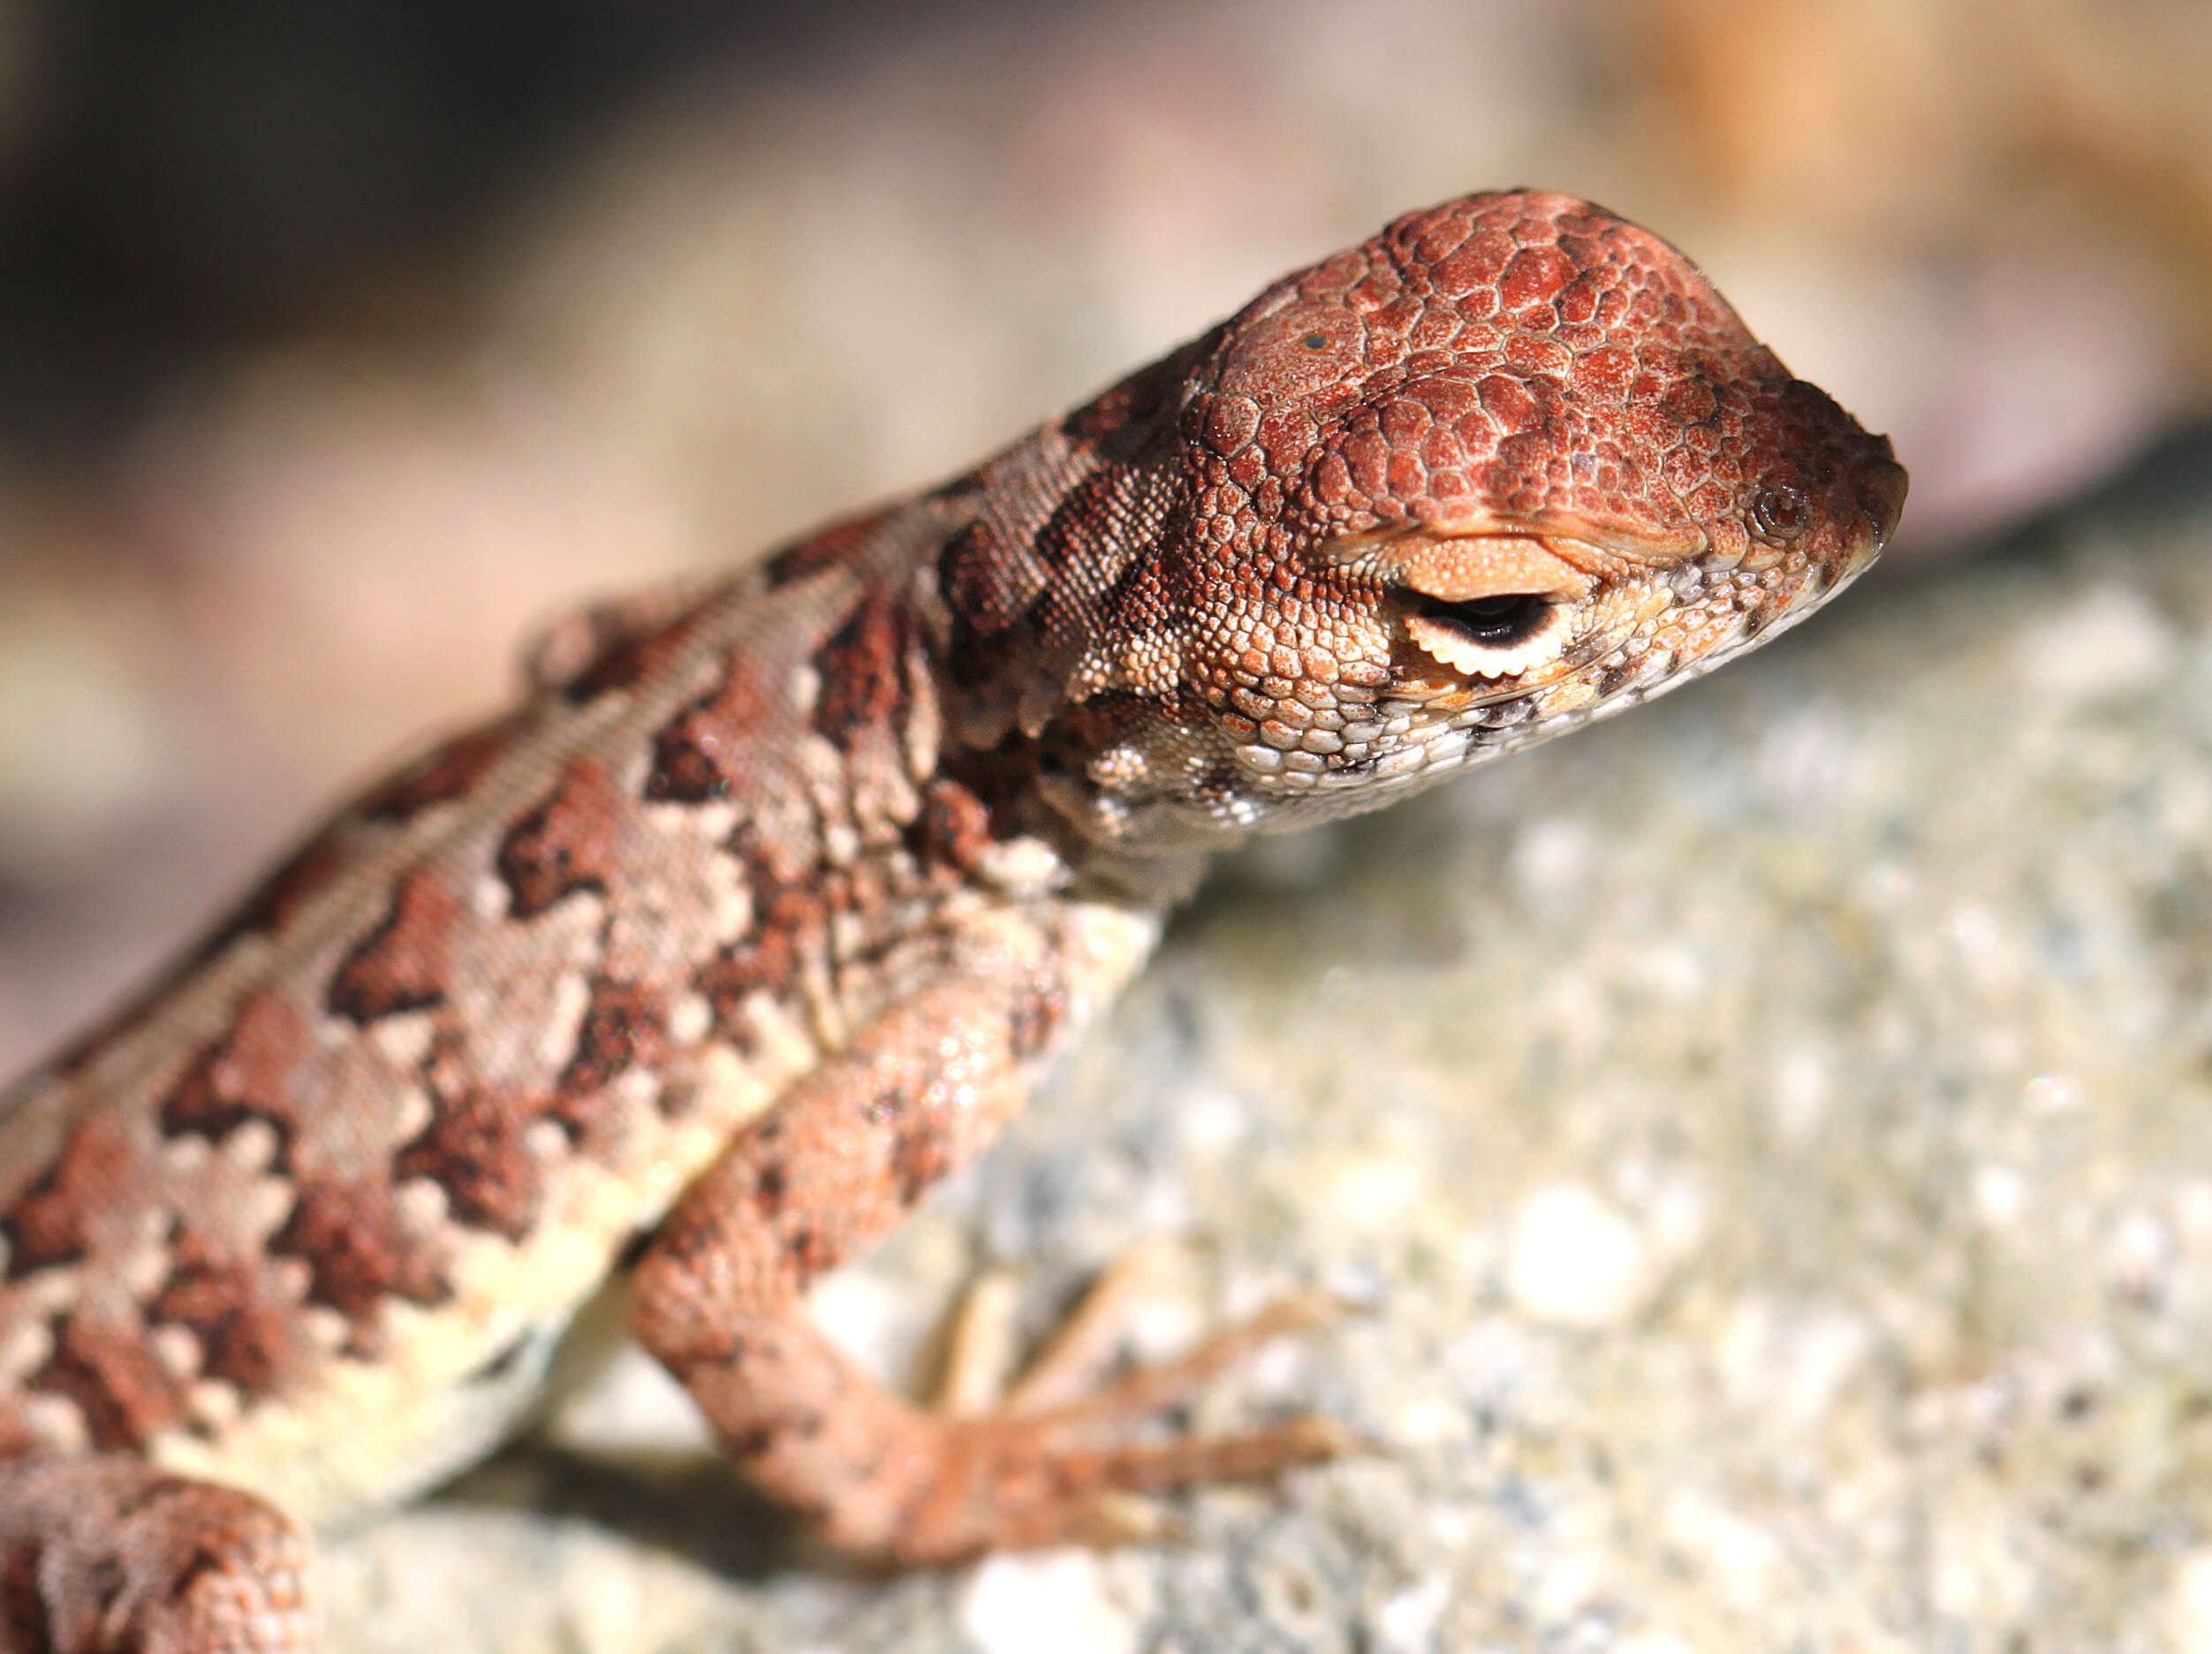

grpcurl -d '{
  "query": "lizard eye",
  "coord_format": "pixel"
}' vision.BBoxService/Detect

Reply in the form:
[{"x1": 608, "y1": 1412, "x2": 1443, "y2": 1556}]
[
  {"x1": 1404, "y1": 589, "x2": 1570, "y2": 679},
  {"x1": 1751, "y1": 482, "x2": 1810, "y2": 543}
]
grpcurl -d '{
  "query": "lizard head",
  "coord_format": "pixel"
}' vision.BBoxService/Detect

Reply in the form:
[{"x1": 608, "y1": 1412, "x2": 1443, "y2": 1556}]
[{"x1": 1036, "y1": 190, "x2": 1904, "y2": 849}]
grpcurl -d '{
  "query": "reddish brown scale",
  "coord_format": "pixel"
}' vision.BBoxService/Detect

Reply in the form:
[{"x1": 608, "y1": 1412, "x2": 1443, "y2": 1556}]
[
  {"x1": 157, "y1": 990, "x2": 311, "y2": 1156},
  {"x1": 557, "y1": 980, "x2": 673, "y2": 1112},
  {"x1": 939, "y1": 519, "x2": 1049, "y2": 651},
  {"x1": 694, "y1": 922, "x2": 807, "y2": 1053},
  {"x1": 325, "y1": 869, "x2": 459, "y2": 1024},
  {"x1": 1, "y1": 1122, "x2": 144, "y2": 1282},
  {"x1": 1188, "y1": 193, "x2": 1788, "y2": 542},
  {"x1": 33, "y1": 1313, "x2": 183, "y2": 1453},
  {"x1": 648, "y1": 661, "x2": 784, "y2": 804},
  {"x1": 496, "y1": 757, "x2": 625, "y2": 919},
  {"x1": 394, "y1": 1090, "x2": 547, "y2": 1242},
  {"x1": 268, "y1": 1176, "x2": 451, "y2": 1353},
  {"x1": 692, "y1": 830, "x2": 825, "y2": 1051},
  {"x1": 149, "y1": 1241, "x2": 302, "y2": 1400},
  {"x1": 813, "y1": 591, "x2": 919, "y2": 747},
  {"x1": 931, "y1": 349, "x2": 1195, "y2": 739}
]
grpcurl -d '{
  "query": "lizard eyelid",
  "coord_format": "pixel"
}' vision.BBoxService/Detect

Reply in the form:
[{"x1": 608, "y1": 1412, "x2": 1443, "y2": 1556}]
[
  {"x1": 1403, "y1": 589, "x2": 1573, "y2": 679},
  {"x1": 1412, "y1": 590, "x2": 1554, "y2": 646}
]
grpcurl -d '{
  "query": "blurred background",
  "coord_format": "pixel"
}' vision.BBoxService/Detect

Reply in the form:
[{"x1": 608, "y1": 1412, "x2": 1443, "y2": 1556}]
[{"x1": 0, "y1": 0, "x2": 2208, "y2": 1073}]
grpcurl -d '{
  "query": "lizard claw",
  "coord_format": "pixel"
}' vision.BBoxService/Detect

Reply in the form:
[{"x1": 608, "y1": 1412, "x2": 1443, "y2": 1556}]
[{"x1": 860, "y1": 1253, "x2": 1360, "y2": 1565}]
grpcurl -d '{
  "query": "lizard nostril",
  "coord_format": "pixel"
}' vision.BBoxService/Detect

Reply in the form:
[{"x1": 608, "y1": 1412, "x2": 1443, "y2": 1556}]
[{"x1": 1855, "y1": 457, "x2": 1909, "y2": 550}]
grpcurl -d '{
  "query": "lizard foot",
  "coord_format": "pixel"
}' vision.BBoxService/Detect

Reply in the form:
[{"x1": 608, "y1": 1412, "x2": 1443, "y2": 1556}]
[{"x1": 853, "y1": 1247, "x2": 1355, "y2": 1564}]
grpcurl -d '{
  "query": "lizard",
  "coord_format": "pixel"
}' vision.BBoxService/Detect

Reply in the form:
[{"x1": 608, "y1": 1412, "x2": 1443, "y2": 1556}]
[{"x1": 0, "y1": 189, "x2": 1905, "y2": 1652}]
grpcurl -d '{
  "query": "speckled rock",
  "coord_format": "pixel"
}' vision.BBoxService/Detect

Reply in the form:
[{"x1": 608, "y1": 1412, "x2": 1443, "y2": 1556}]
[{"x1": 315, "y1": 465, "x2": 2212, "y2": 1650}]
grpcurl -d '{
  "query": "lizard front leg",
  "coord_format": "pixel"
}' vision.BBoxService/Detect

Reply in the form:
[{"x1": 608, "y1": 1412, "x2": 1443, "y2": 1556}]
[
  {"x1": 631, "y1": 968, "x2": 1339, "y2": 1565},
  {"x1": 0, "y1": 1459, "x2": 314, "y2": 1654}
]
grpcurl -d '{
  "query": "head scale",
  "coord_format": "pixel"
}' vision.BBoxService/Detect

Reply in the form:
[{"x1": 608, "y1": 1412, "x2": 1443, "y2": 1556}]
[{"x1": 990, "y1": 191, "x2": 1905, "y2": 850}]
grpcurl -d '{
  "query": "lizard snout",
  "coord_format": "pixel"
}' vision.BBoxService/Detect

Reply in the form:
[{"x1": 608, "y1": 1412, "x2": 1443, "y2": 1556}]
[{"x1": 1855, "y1": 455, "x2": 1909, "y2": 553}]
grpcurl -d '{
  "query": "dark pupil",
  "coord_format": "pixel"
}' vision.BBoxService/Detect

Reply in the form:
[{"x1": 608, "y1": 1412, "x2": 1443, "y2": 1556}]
[
  {"x1": 1416, "y1": 590, "x2": 1551, "y2": 646},
  {"x1": 1301, "y1": 332, "x2": 1329, "y2": 350}
]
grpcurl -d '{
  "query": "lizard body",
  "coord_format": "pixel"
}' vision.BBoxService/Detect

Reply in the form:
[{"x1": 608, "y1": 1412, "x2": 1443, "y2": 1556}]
[{"x1": 0, "y1": 191, "x2": 1903, "y2": 1651}]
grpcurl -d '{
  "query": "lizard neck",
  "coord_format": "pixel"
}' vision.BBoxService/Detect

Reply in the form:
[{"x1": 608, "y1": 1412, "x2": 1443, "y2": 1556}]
[{"x1": 924, "y1": 331, "x2": 1260, "y2": 860}]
